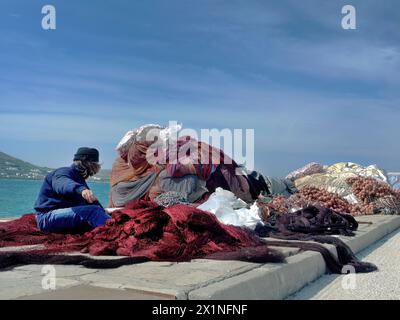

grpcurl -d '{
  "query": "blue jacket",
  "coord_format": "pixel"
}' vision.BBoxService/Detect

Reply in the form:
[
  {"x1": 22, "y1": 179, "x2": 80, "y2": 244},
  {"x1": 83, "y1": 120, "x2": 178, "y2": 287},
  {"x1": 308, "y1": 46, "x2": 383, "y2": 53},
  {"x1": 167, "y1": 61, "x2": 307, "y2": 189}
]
[{"x1": 34, "y1": 165, "x2": 91, "y2": 213}]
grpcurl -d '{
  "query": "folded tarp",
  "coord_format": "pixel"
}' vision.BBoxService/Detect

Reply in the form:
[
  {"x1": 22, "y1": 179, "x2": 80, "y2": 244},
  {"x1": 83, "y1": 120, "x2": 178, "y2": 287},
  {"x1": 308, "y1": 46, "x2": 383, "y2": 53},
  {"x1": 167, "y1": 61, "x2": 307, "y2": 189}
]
[
  {"x1": 264, "y1": 176, "x2": 298, "y2": 197},
  {"x1": 156, "y1": 170, "x2": 208, "y2": 203},
  {"x1": 286, "y1": 162, "x2": 325, "y2": 181},
  {"x1": 326, "y1": 162, "x2": 388, "y2": 183},
  {"x1": 111, "y1": 171, "x2": 158, "y2": 207},
  {"x1": 388, "y1": 173, "x2": 400, "y2": 190}
]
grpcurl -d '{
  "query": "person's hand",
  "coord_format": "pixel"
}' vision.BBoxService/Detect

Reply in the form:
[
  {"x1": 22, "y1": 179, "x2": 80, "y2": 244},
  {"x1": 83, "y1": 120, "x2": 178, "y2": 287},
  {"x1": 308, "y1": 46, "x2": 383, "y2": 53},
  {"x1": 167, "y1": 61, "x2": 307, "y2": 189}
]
[{"x1": 81, "y1": 189, "x2": 98, "y2": 204}]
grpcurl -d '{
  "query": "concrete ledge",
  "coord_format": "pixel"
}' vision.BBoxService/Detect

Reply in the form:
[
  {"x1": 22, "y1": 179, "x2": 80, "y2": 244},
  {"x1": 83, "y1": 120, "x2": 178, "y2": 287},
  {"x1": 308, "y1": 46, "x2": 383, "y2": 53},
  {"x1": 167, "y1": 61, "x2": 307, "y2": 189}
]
[
  {"x1": 17, "y1": 285, "x2": 173, "y2": 300},
  {"x1": 188, "y1": 215, "x2": 400, "y2": 300}
]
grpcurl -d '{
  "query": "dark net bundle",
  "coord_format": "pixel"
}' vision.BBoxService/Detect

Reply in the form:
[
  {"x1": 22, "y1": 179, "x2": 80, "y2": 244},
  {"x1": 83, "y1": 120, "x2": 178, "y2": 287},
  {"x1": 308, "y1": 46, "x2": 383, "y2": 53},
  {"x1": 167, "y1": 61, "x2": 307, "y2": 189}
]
[
  {"x1": 257, "y1": 195, "x2": 293, "y2": 223},
  {"x1": 254, "y1": 203, "x2": 378, "y2": 274}
]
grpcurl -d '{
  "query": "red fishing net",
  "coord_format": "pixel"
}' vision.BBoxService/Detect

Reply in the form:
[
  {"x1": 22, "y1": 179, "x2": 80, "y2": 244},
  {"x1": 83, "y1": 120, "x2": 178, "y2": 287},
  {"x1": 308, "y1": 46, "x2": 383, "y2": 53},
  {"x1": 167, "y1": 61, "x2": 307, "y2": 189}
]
[{"x1": 0, "y1": 200, "x2": 277, "y2": 262}]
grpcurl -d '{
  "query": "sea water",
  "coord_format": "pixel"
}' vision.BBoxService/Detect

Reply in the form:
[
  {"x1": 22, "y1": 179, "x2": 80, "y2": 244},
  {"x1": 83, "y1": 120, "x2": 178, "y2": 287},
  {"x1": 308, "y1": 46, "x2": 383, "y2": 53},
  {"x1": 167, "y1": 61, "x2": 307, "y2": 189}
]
[{"x1": 0, "y1": 179, "x2": 110, "y2": 218}]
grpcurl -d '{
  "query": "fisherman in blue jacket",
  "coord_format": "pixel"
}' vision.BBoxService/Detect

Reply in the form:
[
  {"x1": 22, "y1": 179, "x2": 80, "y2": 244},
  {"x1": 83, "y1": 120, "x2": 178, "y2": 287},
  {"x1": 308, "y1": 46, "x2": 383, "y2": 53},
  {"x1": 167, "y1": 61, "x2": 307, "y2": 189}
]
[{"x1": 34, "y1": 147, "x2": 111, "y2": 233}]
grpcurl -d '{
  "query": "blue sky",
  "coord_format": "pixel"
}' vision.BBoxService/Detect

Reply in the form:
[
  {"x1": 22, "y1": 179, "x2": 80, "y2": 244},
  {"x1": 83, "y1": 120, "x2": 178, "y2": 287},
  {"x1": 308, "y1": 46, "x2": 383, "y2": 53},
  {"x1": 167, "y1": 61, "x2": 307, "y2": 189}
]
[{"x1": 0, "y1": 0, "x2": 399, "y2": 176}]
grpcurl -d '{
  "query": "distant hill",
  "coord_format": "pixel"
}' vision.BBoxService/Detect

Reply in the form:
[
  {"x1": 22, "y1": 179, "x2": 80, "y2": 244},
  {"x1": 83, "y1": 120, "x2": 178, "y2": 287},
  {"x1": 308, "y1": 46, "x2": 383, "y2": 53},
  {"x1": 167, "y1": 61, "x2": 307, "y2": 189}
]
[
  {"x1": 0, "y1": 151, "x2": 110, "y2": 182},
  {"x1": 90, "y1": 168, "x2": 111, "y2": 183}
]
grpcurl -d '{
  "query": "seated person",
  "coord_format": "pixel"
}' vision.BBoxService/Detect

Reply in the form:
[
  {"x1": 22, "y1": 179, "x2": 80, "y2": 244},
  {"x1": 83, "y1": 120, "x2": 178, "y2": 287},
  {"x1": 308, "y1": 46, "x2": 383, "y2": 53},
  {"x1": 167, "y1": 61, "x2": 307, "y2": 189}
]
[{"x1": 34, "y1": 147, "x2": 111, "y2": 233}]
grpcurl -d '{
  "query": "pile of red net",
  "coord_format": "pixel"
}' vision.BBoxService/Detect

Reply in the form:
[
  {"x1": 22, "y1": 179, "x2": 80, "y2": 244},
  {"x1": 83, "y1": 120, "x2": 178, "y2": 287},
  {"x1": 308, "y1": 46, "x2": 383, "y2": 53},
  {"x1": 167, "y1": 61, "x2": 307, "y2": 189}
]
[
  {"x1": 0, "y1": 214, "x2": 66, "y2": 248},
  {"x1": 0, "y1": 200, "x2": 283, "y2": 263},
  {"x1": 67, "y1": 201, "x2": 268, "y2": 260}
]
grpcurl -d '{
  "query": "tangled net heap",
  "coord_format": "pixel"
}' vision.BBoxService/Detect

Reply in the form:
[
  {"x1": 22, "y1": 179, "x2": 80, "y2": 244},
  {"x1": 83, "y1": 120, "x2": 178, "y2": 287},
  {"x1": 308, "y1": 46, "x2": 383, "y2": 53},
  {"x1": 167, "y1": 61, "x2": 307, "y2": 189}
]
[
  {"x1": 259, "y1": 188, "x2": 363, "y2": 218},
  {"x1": 346, "y1": 177, "x2": 400, "y2": 215},
  {"x1": 290, "y1": 187, "x2": 363, "y2": 215},
  {"x1": 259, "y1": 177, "x2": 400, "y2": 219}
]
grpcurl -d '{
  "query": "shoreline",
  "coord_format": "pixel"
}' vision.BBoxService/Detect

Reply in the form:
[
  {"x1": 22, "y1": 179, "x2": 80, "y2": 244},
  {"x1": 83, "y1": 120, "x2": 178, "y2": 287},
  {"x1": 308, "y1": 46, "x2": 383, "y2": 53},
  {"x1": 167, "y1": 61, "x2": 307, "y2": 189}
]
[
  {"x1": 0, "y1": 215, "x2": 23, "y2": 220},
  {"x1": 0, "y1": 179, "x2": 111, "y2": 218}
]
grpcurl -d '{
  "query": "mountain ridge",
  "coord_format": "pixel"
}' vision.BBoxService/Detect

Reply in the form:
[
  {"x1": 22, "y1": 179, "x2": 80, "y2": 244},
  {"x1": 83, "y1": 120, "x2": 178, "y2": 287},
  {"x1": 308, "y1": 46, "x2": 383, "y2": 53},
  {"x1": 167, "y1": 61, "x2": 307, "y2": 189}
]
[{"x1": 0, "y1": 151, "x2": 110, "y2": 182}]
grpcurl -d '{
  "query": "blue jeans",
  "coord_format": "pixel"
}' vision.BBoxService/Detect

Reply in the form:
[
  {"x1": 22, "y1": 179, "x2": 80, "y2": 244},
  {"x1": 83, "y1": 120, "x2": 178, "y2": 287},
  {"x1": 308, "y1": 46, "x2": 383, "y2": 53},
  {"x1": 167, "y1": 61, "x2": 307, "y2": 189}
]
[{"x1": 36, "y1": 205, "x2": 111, "y2": 233}]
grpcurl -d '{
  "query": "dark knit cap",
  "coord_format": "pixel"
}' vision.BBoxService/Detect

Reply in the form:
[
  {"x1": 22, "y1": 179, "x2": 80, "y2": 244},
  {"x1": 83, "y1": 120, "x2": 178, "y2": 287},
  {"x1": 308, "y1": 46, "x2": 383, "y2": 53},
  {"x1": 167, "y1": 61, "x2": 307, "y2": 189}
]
[{"x1": 73, "y1": 147, "x2": 99, "y2": 162}]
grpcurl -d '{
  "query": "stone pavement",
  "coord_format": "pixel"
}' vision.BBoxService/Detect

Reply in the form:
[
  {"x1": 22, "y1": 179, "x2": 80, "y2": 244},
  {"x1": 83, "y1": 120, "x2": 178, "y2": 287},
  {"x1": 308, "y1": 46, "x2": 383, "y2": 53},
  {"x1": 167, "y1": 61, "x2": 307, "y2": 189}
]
[
  {"x1": 0, "y1": 215, "x2": 399, "y2": 300},
  {"x1": 288, "y1": 228, "x2": 400, "y2": 300}
]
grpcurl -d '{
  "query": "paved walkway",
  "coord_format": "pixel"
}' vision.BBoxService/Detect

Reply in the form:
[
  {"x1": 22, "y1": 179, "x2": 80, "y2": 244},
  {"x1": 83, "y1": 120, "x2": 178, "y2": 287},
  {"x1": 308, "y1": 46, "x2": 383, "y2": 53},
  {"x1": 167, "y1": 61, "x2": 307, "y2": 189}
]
[{"x1": 288, "y1": 229, "x2": 400, "y2": 300}]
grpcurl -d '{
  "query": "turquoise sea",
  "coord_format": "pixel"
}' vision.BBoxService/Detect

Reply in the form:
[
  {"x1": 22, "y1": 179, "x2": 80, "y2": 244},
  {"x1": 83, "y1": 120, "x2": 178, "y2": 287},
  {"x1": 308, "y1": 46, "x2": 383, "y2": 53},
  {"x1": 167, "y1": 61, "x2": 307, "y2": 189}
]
[{"x1": 0, "y1": 179, "x2": 110, "y2": 218}]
